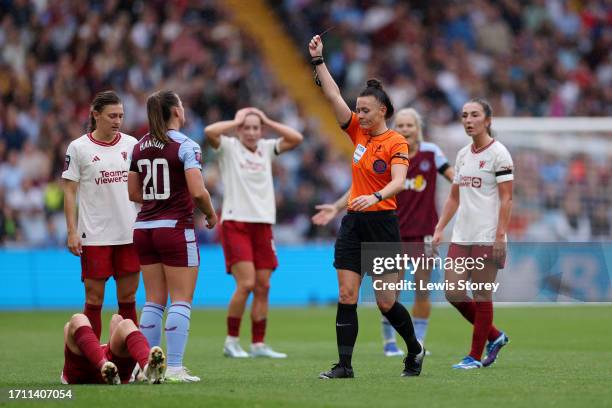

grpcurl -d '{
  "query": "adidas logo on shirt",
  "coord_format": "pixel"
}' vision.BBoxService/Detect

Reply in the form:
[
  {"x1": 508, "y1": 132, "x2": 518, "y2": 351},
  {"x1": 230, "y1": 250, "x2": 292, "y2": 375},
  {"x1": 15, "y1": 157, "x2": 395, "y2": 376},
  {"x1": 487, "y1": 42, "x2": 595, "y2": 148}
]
[{"x1": 92, "y1": 156, "x2": 101, "y2": 162}]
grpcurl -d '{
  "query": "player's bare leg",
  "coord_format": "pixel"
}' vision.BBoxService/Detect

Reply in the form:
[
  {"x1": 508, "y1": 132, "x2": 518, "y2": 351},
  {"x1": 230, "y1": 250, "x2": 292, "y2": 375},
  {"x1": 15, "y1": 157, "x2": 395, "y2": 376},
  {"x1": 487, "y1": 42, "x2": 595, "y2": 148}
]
[
  {"x1": 164, "y1": 264, "x2": 200, "y2": 382},
  {"x1": 250, "y1": 268, "x2": 286, "y2": 358},
  {"x1": 225, "y1": 261, "x2": 255, "y2": 358}
]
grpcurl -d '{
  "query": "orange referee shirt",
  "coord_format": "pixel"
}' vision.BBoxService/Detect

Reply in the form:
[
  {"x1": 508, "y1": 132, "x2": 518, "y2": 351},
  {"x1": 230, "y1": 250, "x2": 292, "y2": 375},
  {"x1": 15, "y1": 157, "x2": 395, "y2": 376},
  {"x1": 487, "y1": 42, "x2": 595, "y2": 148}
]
[{"x1": 343, "y1": 113, "x2": 409, "y2": 211}]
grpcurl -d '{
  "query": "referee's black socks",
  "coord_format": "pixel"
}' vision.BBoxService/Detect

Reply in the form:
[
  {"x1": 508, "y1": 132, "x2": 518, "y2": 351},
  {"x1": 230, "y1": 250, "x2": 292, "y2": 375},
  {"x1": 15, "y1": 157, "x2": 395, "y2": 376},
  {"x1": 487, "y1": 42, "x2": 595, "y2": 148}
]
[
  {"x1": 382, "y1": 302, "x2": 422, "y2": 355},
  {"x1": 336, "y1": 303, "x2": 358, "y2": 368}
]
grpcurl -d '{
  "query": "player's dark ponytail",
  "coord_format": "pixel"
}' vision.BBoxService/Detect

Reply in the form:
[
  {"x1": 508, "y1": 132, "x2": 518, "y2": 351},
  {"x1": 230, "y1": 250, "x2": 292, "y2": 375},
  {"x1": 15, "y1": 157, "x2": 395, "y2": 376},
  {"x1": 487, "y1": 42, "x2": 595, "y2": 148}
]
[
  {"x1": 146, "y1": 90, "x2": 178, "y2": 144},
  {"x1": 89, "y1": 90, "x2": 121, "y2": 132},
  {"x1": 359, "y1": 79, "x2": 394, "y2": 119},
  {"x1": 469, "y1": 97, "x2": 493, "y2": 136}
]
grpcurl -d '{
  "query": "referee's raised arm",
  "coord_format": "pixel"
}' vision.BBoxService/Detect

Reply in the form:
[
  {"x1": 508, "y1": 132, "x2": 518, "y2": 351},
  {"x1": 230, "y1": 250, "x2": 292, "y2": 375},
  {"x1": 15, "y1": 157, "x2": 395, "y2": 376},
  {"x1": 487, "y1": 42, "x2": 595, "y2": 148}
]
[{"x1": 308, "y1": 35, "x2": 351, "y2": 127}]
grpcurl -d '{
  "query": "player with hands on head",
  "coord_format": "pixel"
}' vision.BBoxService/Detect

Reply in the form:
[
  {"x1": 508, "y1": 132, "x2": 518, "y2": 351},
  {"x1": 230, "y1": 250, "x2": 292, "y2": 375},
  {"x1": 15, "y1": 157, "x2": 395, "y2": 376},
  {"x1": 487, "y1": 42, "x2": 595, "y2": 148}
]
[{"x1": 205, "y1": 105, "x2": 303, "y2": 359}]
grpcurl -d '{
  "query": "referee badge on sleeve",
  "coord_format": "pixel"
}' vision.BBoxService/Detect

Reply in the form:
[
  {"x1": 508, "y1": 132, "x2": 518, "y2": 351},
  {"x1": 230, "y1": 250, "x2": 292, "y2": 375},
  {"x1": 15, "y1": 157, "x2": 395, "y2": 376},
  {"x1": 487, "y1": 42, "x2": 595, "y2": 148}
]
[{"x1": 353, "y1": 144, "x2": 366, "y2": 163}]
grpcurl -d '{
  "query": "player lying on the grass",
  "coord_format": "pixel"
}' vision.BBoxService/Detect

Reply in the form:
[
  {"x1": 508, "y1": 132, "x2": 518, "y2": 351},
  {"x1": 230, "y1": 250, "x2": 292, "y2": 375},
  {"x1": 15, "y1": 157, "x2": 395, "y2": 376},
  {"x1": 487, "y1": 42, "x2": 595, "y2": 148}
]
[
  {"x1": 61, "y1": 313, "x2": 166, "y2": 384},
  {"x1": 313, "y1": 108, "x2": 454, "y2": 357}
]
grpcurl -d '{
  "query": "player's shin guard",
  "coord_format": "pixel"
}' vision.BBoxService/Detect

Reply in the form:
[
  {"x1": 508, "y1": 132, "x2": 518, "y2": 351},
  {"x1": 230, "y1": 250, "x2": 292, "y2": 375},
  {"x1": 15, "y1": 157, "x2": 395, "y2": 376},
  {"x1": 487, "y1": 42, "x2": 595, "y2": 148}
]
[
  {"x1": 165, "y1": 302, "x2": 192, "y2": 367},
  {"x1": 118, "y1": 301, "x2": 138, "y2": 326},
  {"x1": 74, "y1": 326, "x2": 105, "y2": 368},
  {"x1": 336, "y1": 303, "x2": 358, "y2": 368},
  {"x1": 125, "y1": 331, "x2": 151, "y2": 370},
  {"x1": 139, "y1": 302, "x2": 165, "y2": 347},
  {"x1": 382, "y1": 302, "x2": 422, "y2": 355},
  {"x1": 469, "y1": 301, "x2": 494, "y2": 361},
  {"x1": 83, "y1": 303, "x2": 102, "y2": 339}
]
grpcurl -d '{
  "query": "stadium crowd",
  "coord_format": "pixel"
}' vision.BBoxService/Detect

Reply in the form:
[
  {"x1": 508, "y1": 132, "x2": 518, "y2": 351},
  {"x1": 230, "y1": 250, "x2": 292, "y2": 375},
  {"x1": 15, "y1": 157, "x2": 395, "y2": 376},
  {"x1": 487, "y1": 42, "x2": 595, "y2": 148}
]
[{"x1": 0, "y1": 0, "x2": 610, "y2": 247}]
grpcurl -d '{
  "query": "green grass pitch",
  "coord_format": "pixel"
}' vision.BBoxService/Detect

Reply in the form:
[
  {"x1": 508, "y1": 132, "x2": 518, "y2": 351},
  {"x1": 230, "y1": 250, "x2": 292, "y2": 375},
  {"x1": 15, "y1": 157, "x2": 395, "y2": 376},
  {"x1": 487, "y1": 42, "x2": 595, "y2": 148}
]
[{"x1": 1, "y1": 306, "x2": 610, "y2": 407}]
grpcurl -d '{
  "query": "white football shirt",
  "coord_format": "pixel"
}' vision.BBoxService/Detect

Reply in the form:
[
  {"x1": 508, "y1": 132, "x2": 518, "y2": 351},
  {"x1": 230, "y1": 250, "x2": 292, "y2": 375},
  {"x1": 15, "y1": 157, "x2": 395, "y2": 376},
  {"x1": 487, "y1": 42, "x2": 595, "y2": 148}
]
[
  {"x1": 214, "y1": 135, "x2": 279, "y2": 224},
  {"x1": 62, "y1": 132, "x2": 138, "y2": 245},
  {"x1": 451, "y1": 139, "x2": 514, "y2": 244}
]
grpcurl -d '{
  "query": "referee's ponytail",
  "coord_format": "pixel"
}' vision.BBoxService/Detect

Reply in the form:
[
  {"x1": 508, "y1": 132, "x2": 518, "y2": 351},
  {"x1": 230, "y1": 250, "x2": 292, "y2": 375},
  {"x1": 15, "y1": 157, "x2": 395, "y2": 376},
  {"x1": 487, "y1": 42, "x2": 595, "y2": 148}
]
[
  {"x1": 146, "y1": 90, "x2": 177, "y2": 144},
  {"x1": 359, "y1": 79, "x2": 394, "y2": 119}
]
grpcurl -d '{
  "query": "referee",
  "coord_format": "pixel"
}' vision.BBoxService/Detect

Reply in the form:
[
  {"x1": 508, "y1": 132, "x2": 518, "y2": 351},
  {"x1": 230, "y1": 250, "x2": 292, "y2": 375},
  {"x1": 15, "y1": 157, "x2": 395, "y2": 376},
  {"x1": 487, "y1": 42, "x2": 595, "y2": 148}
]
[{"x1": 309, "y1": 35, "x2": 425, "y2": 379}]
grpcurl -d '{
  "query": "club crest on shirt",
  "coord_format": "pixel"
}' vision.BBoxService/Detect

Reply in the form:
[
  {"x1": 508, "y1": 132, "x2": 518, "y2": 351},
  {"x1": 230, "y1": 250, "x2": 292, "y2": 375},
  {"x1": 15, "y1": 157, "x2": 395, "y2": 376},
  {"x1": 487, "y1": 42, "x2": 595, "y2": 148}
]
[
  {"x1": 479, "y1": 160, "x2": 486, "y2": 169},
  {"x1": 373, "y1": 159, "x2": 387, "y2": 174},
  {"x1": 419, "y1": 160, "x2": 431, "y2": 171},
  {"x1": 121, "y1": 151, "x2": 128, "y2": 161},
  {"x1": 64, "y1": 155, "x2": 71, "y2": 171}
]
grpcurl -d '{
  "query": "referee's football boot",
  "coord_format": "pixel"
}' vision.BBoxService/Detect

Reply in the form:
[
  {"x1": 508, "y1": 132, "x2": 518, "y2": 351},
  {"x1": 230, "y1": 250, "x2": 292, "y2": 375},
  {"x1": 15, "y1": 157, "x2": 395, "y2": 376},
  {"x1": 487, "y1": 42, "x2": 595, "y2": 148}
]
[
  {"x1": 452, "y1": 356, "x2": 483, "y2": 370},
  {"x1": 401, "y1": 343, "x2": 425, "y2": 377},
  {"x1": 482, "y1": 332, "x2": 509, "y2": 367},
  {"x1": 100, "y1": 361, "x2": 121, "y2": 385},
  {"x1": 319, "y1": 363, "x2": 354, "y2": 379},
  {"x1": 143, "y1": 346, "x2": 166, "y2": 384}
]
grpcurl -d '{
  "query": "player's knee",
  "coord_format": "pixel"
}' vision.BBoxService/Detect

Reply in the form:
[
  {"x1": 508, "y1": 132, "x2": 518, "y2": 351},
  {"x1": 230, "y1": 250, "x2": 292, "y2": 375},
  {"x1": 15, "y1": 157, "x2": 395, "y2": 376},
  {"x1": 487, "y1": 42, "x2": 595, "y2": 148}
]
[
  {"x1": 117, "y1": 292, "x2": 136, "y2": 303},
  {"x1": 414, "y1": 289, "x2": 430, "y2": 301},
  {"x1": 338, "y1": 286, "x2": 358, "y2": 304},
  {"x1": 376, "y1": 298, "x2": 395, "y2": 313},
  {"x1": 239, "y1": 281, "x2": 256, "y2": 294},
  {"x1": 85, "y1": 289, "x2": 104, "y2": 304},
  {"x1": 110, "y1": 313, "x2": 124, "y2": 325},
  {"x1": 254, "y1": 281, "x2": 270, "y2": 297},
  {"x1": 117, "y1": 318, "x2": 137, "y2": 334},
  {"x1": 473, "y1": 292, "x2": 492, "y2": 302},
  {"x1": 68, "y1": 314, "x2": 88, "y2": 334}
]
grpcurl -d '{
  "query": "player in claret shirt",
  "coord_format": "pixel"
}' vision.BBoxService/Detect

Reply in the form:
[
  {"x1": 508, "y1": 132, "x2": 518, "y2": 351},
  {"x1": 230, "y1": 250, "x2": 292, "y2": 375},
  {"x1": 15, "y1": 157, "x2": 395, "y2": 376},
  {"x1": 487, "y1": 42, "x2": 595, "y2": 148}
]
[
  {"x1": 205, "y1": 107, "x2": 303, "y2": 359},
  {"x1": 313, "y1": 108, "x2": 454, "y2": 357},
  {"x1": 62, "y1": 90, "x2": 140, "y2": 341},
  {"x1": 433, "y1": 98, "x2": 513, "y2": 370},
  {"x1": 128, "y1": 90, "x2": 217, "y2": 382}
]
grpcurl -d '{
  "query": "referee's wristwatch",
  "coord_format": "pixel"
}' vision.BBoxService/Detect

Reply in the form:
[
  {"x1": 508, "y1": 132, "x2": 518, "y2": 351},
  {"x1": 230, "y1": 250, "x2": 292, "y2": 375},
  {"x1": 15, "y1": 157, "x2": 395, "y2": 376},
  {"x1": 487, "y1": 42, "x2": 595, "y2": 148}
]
[{"x1": 373, "y1": 192, "x2": 383, "y2": 202}]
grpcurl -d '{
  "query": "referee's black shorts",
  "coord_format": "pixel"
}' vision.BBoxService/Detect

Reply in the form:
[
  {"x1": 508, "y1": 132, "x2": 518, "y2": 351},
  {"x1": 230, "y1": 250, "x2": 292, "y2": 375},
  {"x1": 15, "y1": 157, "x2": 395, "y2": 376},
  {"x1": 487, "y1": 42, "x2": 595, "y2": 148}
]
[{"x1": 334, "y1": 210, "x2": 400, "y2": 275}]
